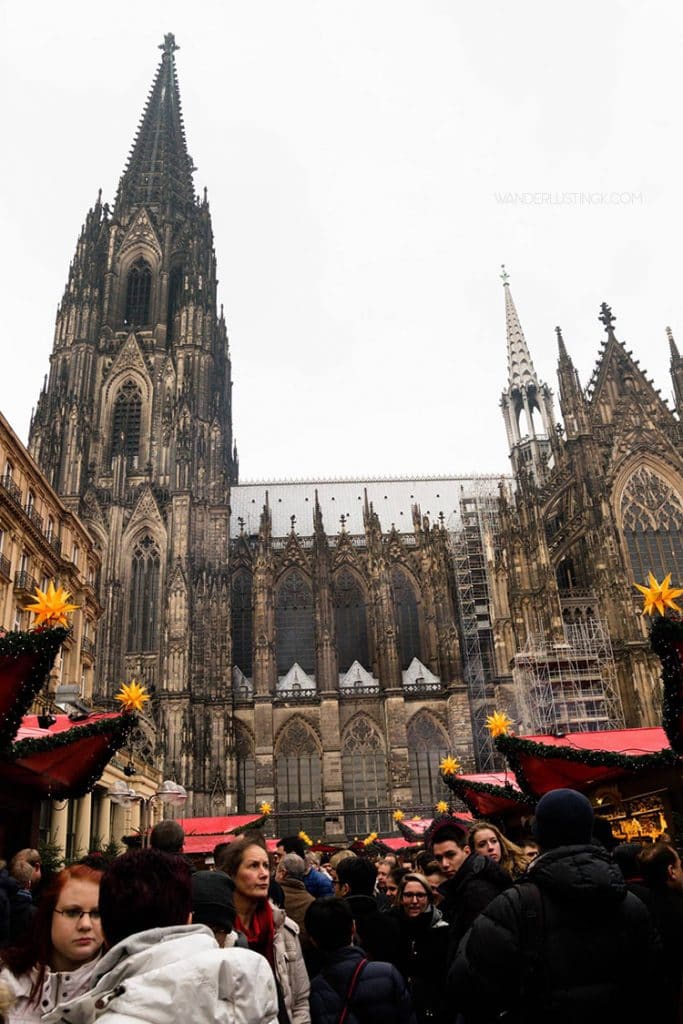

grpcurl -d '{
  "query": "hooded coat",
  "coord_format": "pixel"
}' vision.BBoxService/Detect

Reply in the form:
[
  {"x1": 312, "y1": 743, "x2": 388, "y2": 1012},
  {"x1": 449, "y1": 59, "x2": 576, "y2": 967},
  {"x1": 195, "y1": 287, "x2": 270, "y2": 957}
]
[
  {"x1": 450, "y1": 844, "x2": 658, "y2": 1024},
  {"x1": 40, "y1": 925, "x2": 278, "y2": 1024},
  {"x1": 309, "y1": 945, "x2": 416, "y2": 1024},
  {"x1": 388, "y1": 905, "x2": 450, "y2": 1023},
  {"x1": 438, "y1": 853, "x2": 512, "y2": 954},
  {"x1": 0, "y1": 956, "x2": 101, "y2": 1024}
]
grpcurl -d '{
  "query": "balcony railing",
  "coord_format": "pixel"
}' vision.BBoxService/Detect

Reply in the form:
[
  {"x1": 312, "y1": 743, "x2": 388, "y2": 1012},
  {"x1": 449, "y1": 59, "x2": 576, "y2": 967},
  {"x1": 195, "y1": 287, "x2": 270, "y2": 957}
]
[
  {"x1": 0, "y1": 553, "x2": 10, "y2": 580},
  {"x1": 14, "y1": 570, "x2": 38, "y2": 594},
  {"x1": 48, "y1": 534, "x2": 62, "y2": 556},
  {"x1": 339, "y1": 686, "x2": 381, "y2": 698},
  {"x1": 25, "y1": 506, "x2": 44, "y2": 533},
  {"x1": 81, "y1": 636, "x2": 96, "y2": 657},
  {"x1": 0, "y1": 474, "x2": 21, "y2": 506},
  {"x1": 404, "y1": 681, "x2": 443, "y2": 695},
  {"x1": 274, "y1": 689, "x2": 320, "y2": 703}
]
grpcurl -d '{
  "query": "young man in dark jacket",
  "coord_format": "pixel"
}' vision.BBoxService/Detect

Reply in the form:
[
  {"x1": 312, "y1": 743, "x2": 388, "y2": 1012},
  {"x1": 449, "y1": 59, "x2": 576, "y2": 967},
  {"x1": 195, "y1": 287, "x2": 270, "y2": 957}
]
[
  {"x1": 430, "y1": 822, "x2": 511, "y2": 953},
  {"x1": 450, "y1": 788, "x2": 659, "y2": 1024},
  {"x1": 305, "y1": 897, "x2": 416, "y2": 1024}
]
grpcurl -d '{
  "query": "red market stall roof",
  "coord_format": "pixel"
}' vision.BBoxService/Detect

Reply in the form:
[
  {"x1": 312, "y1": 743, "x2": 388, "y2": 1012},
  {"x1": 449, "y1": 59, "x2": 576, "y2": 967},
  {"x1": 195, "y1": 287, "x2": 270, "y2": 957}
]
[
  {"x1": 377, "y1": 836, "x2": 421, "y2": 852},
  {"x1": 183, "y1": 832, "x2": 237, "y2": 855},
  {"x1": 496, "y1": 726, "x2": 678, "y2": 799},
  {"x1": 445, "y1": 771, "x2": 534, "y2": 818},
  {"x1": 0, "y1": 627, "x2": 68, "y2": 747},
  {"x1": 397, "y1": 811, "x2": 473, "y2": 844},
  {"x1": 1, "y1": 712, "x2": 133, "y2": 799},
  {"x1": 177, "y1": 814, "x2": 265, "y2": 836}
]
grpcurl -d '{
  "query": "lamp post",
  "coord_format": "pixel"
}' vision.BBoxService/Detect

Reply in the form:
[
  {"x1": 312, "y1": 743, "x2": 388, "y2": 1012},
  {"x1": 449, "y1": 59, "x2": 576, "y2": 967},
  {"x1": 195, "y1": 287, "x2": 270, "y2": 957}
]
[{"x1": 108, "y1": 779, "x2": 187, "y2": 847}]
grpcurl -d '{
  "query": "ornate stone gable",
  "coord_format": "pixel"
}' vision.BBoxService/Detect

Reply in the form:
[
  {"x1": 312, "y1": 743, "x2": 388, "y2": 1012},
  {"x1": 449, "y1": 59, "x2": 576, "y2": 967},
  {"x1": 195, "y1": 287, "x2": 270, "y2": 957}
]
[
  {"x1": 80, "y1": 486, "x2": 108, "y2": 533},
  {"x1": 125, "y1": 484, "x2": 166, "y2": 536},
  {"x1": 119, "y1": 207, "x2": 162, "y2": 261},
  {"x1": 105, "y1": 332, "x2": 153, "y2": 385}
]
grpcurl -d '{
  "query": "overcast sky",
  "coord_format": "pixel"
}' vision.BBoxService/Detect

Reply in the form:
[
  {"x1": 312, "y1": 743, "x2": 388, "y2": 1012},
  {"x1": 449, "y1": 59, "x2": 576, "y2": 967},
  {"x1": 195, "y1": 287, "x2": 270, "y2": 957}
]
[{"x1": 1, "y1": 1, "x2": 681, "y2": 481}]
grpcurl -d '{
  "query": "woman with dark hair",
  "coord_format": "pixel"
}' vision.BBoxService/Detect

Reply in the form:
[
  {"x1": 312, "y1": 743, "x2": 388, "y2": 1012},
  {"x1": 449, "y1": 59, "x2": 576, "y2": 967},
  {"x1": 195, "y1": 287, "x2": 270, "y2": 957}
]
[
  {"x1": 222, "y1": 836, "x2": 310, "y2": 1024},
  {"x1": 0, "y1": 864, "x2": 103, "y2": 1024},
  {"x1": 389, "y1": 872, "x2": 450, "y2": 1024}
]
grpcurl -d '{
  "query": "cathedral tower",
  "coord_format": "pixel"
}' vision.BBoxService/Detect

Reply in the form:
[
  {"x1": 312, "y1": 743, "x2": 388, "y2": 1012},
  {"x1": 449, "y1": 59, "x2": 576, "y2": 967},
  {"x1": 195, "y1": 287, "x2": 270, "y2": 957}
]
[{"x1": 29, "y1": 35, "x2": 237, "y2": 812}]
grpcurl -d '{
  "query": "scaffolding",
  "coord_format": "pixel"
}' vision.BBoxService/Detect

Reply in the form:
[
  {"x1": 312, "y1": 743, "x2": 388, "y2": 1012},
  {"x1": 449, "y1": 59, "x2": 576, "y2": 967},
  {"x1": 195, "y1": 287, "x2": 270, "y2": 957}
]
[
  {"x1": 449, "y1": 489, "x2": 502, "y2": 771},
  {"x1": 512, "y1": 614, "x2": 625, "y2": 735}
]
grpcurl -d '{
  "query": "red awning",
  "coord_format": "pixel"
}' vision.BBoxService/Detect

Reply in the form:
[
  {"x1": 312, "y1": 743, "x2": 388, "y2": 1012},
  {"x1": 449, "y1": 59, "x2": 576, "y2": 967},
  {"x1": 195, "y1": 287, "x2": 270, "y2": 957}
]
[
  {"x1": 183, "y1": 833, "x2": 237, "y2": 855},
  {"x1": 377, "y1": 836, "x2": 420, "y2": 852},
  {"x1": 448, "y1": 771, "x2": 532, "y2": 817},
  {"x1": 1, "y1": 712, "x2": 131, "y2": 798},
  {"x1": 0, "y1": 627, "x2": 67, "y2": 747},
  {"x1": 497, "y1": 727, "x2": 675, "y2": 798},
  {"x1": 177, "y1": 814, "x2": 264, "y2": 836}
]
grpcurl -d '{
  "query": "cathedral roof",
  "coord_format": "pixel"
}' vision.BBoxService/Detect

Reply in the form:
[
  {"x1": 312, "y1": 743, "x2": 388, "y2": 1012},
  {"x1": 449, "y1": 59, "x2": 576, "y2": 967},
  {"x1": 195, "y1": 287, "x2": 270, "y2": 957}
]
[
  {"x1": 115, "y1": 33, "x2": 195, "y2": 211},
  {"x1": 231, "y1": 475, "x2": 508, "y2": 538}
]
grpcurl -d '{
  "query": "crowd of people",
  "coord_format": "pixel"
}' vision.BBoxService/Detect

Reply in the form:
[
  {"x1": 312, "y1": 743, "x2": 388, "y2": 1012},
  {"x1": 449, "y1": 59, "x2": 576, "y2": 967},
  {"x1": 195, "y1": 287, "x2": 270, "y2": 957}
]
[{"x1": 1, "y1": 789, "x2": 681, "y2": 1023}]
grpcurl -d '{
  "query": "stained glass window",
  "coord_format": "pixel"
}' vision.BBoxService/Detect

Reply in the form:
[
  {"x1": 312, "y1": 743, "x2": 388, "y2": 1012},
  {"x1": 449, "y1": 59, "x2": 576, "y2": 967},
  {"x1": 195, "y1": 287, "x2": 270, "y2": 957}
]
[
  {"x1": 127, "y1": 535, "x2": 161, "y2": 652},
  {"x1": 621, "y1": 467, "x2": 683, "y2": 583},
  {"x1": 334, "y1": 569, "x2": 369, "y2": 671}
]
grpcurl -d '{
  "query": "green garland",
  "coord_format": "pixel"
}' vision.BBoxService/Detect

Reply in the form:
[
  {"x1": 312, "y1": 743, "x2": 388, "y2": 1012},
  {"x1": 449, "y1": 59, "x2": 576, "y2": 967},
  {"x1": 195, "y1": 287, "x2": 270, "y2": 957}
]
[
  {"x1": 650, "y1": 615, "x2": 683, "y2": 755},
  {"x1": 230, "y1": 812, "x2": 268, "y2": 835},
  {"x1": 0, "y1": 627, "x2": 69, "y2": 749},
  {"x1": 494, "y1": 732, "x2": 679, "y2": 799},
  {"x1": 7, "y1": 713, "x2": 136, "y2": 761}
]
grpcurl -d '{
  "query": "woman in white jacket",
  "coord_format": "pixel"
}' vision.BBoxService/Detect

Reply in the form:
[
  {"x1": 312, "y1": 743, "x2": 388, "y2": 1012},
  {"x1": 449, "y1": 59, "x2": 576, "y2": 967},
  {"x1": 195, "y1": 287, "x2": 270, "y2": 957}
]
[
  {"x1": 0, "y1": 864, "x2": 104, "y2": 1024},
  {"x1": 223, "y1": 837, "x2": 311, "y2": 1024}
]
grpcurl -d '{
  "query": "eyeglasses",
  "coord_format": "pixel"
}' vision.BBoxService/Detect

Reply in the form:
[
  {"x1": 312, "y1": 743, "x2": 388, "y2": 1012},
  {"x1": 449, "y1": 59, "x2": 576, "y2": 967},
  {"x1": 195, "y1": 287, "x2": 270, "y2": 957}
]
[
  {"x1": 402, "y1": 892, "x2": 428, "y2": 902},
  {"x1": 54, "y1": 908, "x2": 101, "y2": 921}
]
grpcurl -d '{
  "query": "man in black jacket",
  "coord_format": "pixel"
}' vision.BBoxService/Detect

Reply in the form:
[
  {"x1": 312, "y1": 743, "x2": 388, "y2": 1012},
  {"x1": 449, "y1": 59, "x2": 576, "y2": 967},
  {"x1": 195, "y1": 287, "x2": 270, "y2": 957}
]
[
  {"x1": 450, "y1": 788, "x2": 658, "y2": 1024},
  {"x1": 430, "y1": 822, "x2": 511, "y2": 953},
  {"x1": 305, "y1": 897, "x2": 416, "y2": 1024}
]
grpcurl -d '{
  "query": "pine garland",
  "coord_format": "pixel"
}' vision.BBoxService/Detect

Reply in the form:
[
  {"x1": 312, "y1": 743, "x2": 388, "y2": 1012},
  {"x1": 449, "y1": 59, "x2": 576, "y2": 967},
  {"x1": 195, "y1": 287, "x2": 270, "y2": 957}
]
[
  {"x1": 650, "y1": 615, "x2": 683, "y2": 755},
  {"x1": 0, "y1": 627, "x2": 68, "y2": 749},
  {"x1": 230, "y1": 813, "x2": 268, "y2": 835},
  {"x1": 443, "y1": 772, "x2": 535, "y2": 815}
]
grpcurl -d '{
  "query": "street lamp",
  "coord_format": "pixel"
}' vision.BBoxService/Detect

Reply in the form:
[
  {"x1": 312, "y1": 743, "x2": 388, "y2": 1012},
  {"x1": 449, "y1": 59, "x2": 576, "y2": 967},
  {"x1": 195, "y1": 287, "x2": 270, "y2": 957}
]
[{"x1": 108, "y1": 779, "x2": 188, "y2": 846}]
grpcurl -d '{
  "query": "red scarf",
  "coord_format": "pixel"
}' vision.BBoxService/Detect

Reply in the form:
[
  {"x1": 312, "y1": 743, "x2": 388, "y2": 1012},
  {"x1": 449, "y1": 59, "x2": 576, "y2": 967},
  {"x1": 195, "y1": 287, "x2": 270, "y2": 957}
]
[{"x1": 235, "y1": 900, "x2": 276, "y2": 968}]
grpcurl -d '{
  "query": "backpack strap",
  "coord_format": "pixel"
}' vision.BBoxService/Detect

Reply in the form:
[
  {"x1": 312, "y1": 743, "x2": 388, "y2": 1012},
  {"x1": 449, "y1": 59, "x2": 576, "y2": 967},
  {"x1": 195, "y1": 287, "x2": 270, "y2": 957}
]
[{"x1": 336, "y1": 957, "x2": 369, "y2": 1024}]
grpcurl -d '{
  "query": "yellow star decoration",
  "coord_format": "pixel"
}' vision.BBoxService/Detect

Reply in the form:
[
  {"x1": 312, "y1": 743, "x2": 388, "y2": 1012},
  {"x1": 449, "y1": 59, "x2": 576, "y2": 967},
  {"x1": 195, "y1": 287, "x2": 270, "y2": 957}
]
[
  {"x1": 363, "y1": 831, "x2": 378, "y2": 846},
  {"x1": 439, "y1": 755, "x2": 461, "y2": 776},
  {"x1": 25, "y1": 581, "x2": 79, "y2": 628},
  {"x1": 259, "y1": 801, "x2": 272, "y2": 816},
  {"x1": 435, "y1": 801, "x2": 449, "y2": 814},
  {"x1": 634, "y1": 573, "x2": 683, "y2": 616},
  {"x1": 486, "y1": 710, "x2": 514, "y2": 738},
  {"x1": 115, "y1": 680, "x2": 150, "y2": 713},
  {"x1": 392, "y1": 809, "x2": 405, "y2": 822},
  {"x1": 298, "y1": 830, "x2": 313, "y2": 847}
]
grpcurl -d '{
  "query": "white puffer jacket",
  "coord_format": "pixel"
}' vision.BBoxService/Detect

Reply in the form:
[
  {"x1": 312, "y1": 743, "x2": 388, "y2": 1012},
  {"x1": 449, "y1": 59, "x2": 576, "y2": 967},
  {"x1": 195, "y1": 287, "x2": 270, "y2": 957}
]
[
  {"x1": 271, "y1": 905, "x2": 310, "y2": 1024},
  {"x1": 0, "y1": 956, "x2": 101, "y2": 1024},
  {"x1": 41, "y1": 925, "x2": 278, "y2": 1024}
]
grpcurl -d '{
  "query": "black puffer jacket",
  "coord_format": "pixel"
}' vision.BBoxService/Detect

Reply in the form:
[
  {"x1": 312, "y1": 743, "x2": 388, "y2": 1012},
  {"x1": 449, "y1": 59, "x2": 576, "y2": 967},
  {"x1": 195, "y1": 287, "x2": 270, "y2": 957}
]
[
  {"x1": 450, "y1": 844, "x2": 659, "y2": 1024},
  {"x1": 438, "y1": 853, "x2": 512, "y2": 953},
  {"x1": 309, "y1": 945, "x2": 417, "y2": 1024}
]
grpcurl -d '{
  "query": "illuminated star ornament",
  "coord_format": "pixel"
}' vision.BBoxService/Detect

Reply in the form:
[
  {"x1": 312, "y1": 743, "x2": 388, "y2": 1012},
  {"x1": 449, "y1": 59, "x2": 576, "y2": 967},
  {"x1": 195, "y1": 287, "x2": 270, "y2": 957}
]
[
  {"x1": 486, "y1": 710, "x2": 514, "y2": 737},
  {"x1": 259, "y1": 801, "x2": 272, "y2": 816},
  {"x1": 25, "y1": 581, "x2": 79, "y2": 628},
  {"x1": 439, "y1": 755, "x2": 461, "y2": 776},
  {"x1": 298, "y1": 830, "x2": 313, "y2": 847},
  {"x1": 435, "y1": 800, "x2": 449, "y2": 814},
  {"x1": 363, "y1": 831, "x2": 378, "y2": 846},
  {"x1": 392, "y1": 809, "x2": 405, "y2": 822},
  {"x1": 634, "y1": 573, "x2": 683, "y2": 616},
  {"x1": 115, "y1": 680, "x2": 150, "y2": 713}
]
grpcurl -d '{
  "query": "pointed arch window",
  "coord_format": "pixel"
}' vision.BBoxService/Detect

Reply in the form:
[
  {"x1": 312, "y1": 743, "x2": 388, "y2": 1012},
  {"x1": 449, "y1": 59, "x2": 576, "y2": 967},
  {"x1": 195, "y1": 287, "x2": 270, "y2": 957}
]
[
  {"x1": 124, "y1": 257, "x2": 152, "y2": 326},
  {"x1": 275, "y1": 719, "x2": 322, "y2": 835},
  {"x1": 127, "y1": 535, "x2": 161, "y2": 652},
  {"x1": 231, "y1": 570, "x2": 253, "y2": 677},
  {"x1": 111, "y1": 380, "x2": 143, "y2": 467},
  {"x1": 166, "y1": 264, "x2": 183, "y2": 344},
  {"x1": 235, "y1": 723, "x2": 255, "y2": 814},
  {"x1": 275, "y1": 571, "x2": 314, "y2": 675},
  {"x1": 621, "y1": 467, "x2": 683, "y2": 583},
  {"x1": 407, "y1": 712, "x2": 450, "y2": 808},
  {"x1": 342, "y1": 716, "x2": 390, "y2": 834},
  {"x1": 392, "y1": 568, "x2": 422, "y2": 670},
  {"x1": 334, "y1": 569, "x2": 369, "y2": 671}
]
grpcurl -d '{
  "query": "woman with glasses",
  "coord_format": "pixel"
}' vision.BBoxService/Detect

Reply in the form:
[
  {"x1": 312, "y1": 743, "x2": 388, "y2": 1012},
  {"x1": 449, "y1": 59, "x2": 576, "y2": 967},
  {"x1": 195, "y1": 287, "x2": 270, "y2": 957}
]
[
  {"x1": 0, "y1": 864, "x2": 103, "y2": 1024},
  {"x1": 389, "y1": 872, "x2": 450, "y2": 1024}
]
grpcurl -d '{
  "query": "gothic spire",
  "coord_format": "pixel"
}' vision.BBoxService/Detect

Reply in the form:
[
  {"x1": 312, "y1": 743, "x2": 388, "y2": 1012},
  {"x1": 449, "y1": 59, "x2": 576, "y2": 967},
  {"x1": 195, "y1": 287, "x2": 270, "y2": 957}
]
[
  {"x1": 667, "y1": 325, "x2": 681, "y2": 361},
  {"x1": 115, "y1": 33, "x2": 195, "y2": 211},
  {"x1": 502, "y1": 265, "x2": 539, "y2": 390}
]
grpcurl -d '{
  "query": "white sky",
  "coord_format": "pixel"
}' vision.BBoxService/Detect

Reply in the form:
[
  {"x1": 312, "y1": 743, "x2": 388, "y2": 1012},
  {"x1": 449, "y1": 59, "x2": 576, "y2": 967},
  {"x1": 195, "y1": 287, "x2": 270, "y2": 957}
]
[{"x1": 1, "y1": 1, "x2": 681, "y2": 480}]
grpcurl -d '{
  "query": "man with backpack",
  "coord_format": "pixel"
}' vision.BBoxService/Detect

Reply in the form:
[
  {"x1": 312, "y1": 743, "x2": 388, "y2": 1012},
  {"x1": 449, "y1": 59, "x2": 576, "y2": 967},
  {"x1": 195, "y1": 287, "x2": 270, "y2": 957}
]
[
  {"x1": 450, "y1": 788, "x2": 658, "y2": 1023},
  {"x1": 305, "y1": 897, "x2": 416, "y2": 1024}
]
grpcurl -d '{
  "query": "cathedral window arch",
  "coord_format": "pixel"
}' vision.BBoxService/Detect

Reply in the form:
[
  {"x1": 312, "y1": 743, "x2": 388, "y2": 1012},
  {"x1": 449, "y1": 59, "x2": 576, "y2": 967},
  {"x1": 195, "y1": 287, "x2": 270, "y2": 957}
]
[
  {"x1": 274, "y1": 717, "x2": 322, "y2": 835},
  {"x1": 124, "y1": 257, "x2": 152, "y2": 326},
  {"x1": 111, "y1": 380, "x2": 143, "y2": 467},
  {"x1": 407, "y1": 711, "x2": 451, "y2": 807},
  {"x1": 166, "y1": 264, "x2": 184, "y2": 344},
  {"x1": 620, "y1": 466, "x2": 683, "y2": 583},
  {"x1": 392, "y1": 567, "x2": 422, "y2": 670},
  {"x1": 231, "y1": 570, "x2": 253, "y2": 677},
  {"x1": 341, "y1": 715, "x2": 390, "y2": 835},
  {"x1": 127, "y1": 534, "x2": 161, "y2": 652},
  {"x1": 234, "y1": 722, "x2": 255, "y2": 814},
  {"x1": 275, "y1": 570, "x2": 314, "y2": 675},
  {"x1": 333, "y1": 568, "x2": 370, "y2": 672}
]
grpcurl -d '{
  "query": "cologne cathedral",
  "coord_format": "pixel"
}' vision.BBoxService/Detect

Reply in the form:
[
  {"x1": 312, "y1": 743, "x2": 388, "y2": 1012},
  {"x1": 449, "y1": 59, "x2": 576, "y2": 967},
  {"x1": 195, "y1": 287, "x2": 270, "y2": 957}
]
[{"x1": 28, "y1": 36, "x2": 683, "y2": 827}]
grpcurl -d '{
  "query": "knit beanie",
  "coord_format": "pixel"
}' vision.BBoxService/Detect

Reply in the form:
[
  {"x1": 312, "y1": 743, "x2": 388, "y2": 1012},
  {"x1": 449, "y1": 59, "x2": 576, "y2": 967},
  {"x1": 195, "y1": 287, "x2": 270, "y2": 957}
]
[
  {"x1": 191, "y1": 870, "x2": 236, "y2": 931},
  {"x1": 532, "y1": 788, "x2": 594, "y2": 850}
]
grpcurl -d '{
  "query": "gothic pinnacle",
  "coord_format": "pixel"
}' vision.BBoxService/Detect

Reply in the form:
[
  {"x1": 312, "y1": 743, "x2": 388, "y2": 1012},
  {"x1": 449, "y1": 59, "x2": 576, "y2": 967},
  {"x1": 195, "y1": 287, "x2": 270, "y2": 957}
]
[
  {"x1": 502, "y1": 266, "x2": 539, "y2": 390},
  {"x1": 598, "y1": 302, "x2": 617, "y2": 335},
  {"x1": 667, "y1": 326, "x2": 681, "y2": 360}
]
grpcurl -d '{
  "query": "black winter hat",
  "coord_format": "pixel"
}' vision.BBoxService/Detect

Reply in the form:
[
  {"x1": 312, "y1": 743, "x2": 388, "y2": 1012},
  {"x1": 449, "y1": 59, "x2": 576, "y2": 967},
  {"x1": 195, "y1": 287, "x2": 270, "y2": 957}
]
[
  {"x1": 532, "y1": 788, "x2": 594, "y2": 850},
  {"x1": 191, "y1": 870, "x2": 236, "y2": 931}
]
